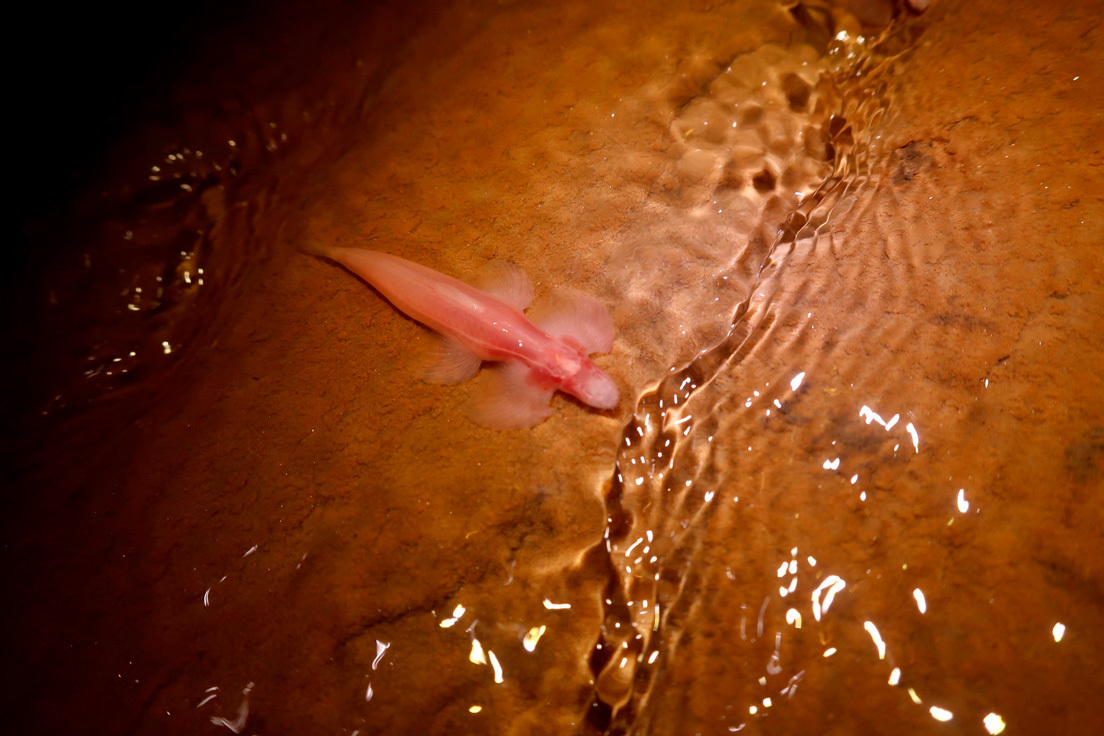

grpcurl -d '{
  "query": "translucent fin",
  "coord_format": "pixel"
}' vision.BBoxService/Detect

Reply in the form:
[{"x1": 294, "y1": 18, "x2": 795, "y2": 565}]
[
  {"x1": 530, "y1": 288, "x2": 615, "y2": 355},
  {"x1": 477, "y1": 260, "x2": 534, "y2": 311},
  {"x1": 469, "y1": 361, "x2": 555, "y2": 429},
  {"x1": 420, "y1": 335, "x2": 483, "y2": 385}
]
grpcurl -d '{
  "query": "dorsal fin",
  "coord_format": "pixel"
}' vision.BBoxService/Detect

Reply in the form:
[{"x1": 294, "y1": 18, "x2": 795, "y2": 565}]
[{"x1": 477, "y1": 260, "x2": 534, "y2": 311}]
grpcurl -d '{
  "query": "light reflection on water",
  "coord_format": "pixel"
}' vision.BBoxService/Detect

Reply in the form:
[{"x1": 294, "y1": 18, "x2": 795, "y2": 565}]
[
  {"x1": 576, "y1": 4, "x2": 1088, "y2": 734},
  {"x1": 587, "y1": 12, "x2": 923, "y2": 729},
  {"x1": 30, "y1": 90, "x2": 310, "y2": 419}
]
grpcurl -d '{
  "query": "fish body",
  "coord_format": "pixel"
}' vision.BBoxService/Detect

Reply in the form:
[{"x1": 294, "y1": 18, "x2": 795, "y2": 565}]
[{"x1": 323, "y1": 247, "x2": 618, "y2": 428}]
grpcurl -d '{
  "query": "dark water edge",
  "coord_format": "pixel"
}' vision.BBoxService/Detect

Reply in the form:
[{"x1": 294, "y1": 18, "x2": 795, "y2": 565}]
[{"x1": 5, "y1": 0, "x2": 427, "y2": 460}]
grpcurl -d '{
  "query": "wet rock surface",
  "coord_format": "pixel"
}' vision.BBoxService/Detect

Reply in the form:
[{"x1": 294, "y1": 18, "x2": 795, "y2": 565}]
[{"x1": 4, "y1": 1, "x2": 1101, "y2": 734}]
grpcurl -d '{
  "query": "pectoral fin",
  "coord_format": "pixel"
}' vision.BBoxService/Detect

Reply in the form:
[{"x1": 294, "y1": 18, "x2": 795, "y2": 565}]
[
  {"x1": 477, "y1": 260, "x2": 534, "y2": 310},
  {"x1": 420, "y1": 335, "x2": 483, "y2": 384},
  {"x1": 530, "y1": 288, "x2": 615, "y2": 355},
  {"x1": 469, "y1": 361, "x2": 555, "y2": 429}
]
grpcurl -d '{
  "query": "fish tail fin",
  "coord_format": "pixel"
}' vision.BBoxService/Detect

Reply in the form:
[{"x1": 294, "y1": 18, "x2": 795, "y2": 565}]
[{"x1": 300, "y1": 238, "x2": 336, "y2": 258}]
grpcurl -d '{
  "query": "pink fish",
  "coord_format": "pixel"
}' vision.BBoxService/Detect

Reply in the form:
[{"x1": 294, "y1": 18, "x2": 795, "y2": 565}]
[{"x1": 321, "y1": 247, "x2": 619, "y2": 429}]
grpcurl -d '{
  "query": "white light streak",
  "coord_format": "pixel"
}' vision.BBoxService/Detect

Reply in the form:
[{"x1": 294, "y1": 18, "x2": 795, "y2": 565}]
[
  {"x1": 779, "y1": 670, "x2": 805, "y2": 699},
  {"x1": 790, "y1": 372, "x2": 806, "y2": 391},
  {"x1": 859, "y1": 405, "x2": 886, "y2": 426},
  {"x1": 930, "y1": 706, "x2": 953, "y2": 722},
  {"x1": 786, "y1": 608, "x2": 802, "y2": 628},
  {"x1": 823, "y1": 647, "x2": 837, "y2": 657},
  {"x1": 823, "y1": 457, "x2": 840, "y2": 470},
  {"x1": 372, "y1": 640, "x2": 390, "y2": 670},
  {"x1": 440, "y1": 604, "x2": 466, "y2": 628},
  {"x1": 1052, "y1": 622, "x2": 1066, "y2": 642},
  {"x1": 913, "y1": 588, "x2": 927, "y2": 614},
  {"x1": 469, "y1": 705, "x2": 482, "y2": 714},
  {"x1": 906, "y1": 422, "x2": 920, "y2": 452},
  {"x1": 365, "y1": 683, "x2": 373, "y2": 702},
  {"x1": 522, "y1": 626, "x2": 546, "y2": 652},
  {"x1": 210, "y1": 682, "x2": 252, "y2": 733},
  {"x1": 242, "y1": 545, "x2": 258, "y2": 557},
  {"x1": 983, "y1": 712, "x2": 1007, "y2": 734},
  {"x1": 864, "y1": 621, "x2": 886, "y2": 659},
  {"x1": 812, "y1": 575, "x2": 846, "y2": 621},
  {"x1": 488, "y1": 651, "x2": 504, "y2": 683},
  {"x1": 957, "y1": 489, "x2": 970, "y2": 513},
  {"x1": 888, "y1": 667, "x2": 901, "y2": 686},
  {"x1": 469, "y1": 639, "x2": 487, "y2": 665},
  {"x1": 543, "y1": 600, "x2": 571, "y2": 610}
]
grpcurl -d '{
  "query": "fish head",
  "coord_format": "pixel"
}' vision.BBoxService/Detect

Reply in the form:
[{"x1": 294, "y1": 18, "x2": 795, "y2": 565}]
[{"x1": 563, "y1": 358, "x2": 619, "y2": 410}]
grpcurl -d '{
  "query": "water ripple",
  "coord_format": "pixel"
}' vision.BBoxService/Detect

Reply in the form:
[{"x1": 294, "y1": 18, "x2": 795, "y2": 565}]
[{"x1": 586, "y1": 10, "x2": 924, "y2": 732}]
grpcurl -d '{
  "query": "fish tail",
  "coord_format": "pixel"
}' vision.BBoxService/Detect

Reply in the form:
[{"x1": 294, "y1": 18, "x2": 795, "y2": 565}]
[{"x1": 301, "y1": 239, "x2": 335, "y2": 258}]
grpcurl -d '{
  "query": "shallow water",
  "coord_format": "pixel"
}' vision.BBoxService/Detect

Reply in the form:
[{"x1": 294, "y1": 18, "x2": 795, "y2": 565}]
[{"x1": 4, "y1": 1, "x2": 1102, "y2": 734}]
